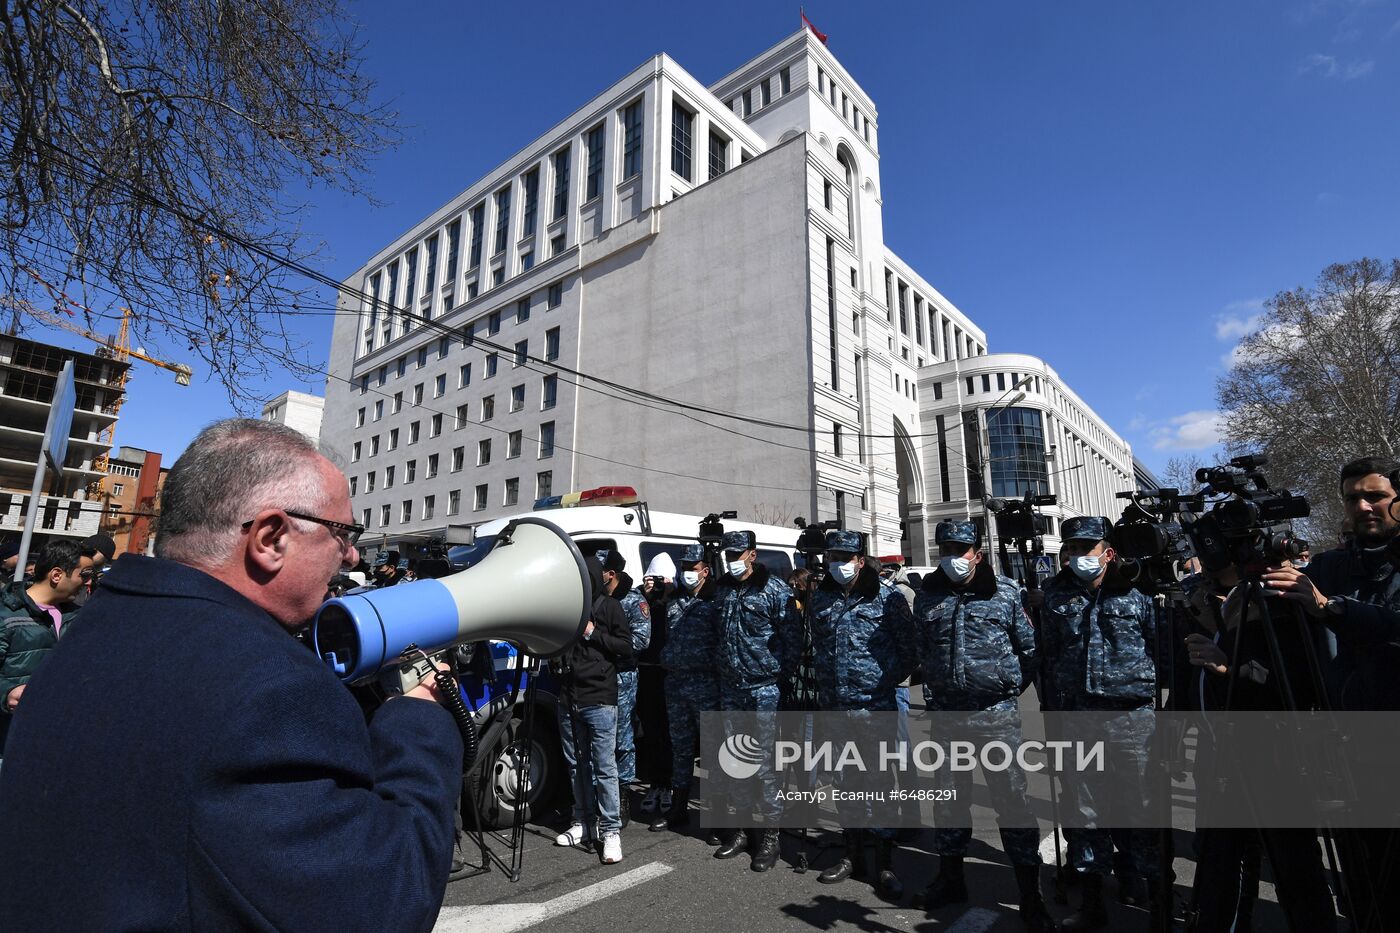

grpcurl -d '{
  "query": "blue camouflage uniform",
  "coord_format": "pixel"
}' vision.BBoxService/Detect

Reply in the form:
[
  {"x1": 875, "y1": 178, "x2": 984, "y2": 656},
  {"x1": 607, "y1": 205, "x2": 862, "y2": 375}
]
[
  {"x1": 809, "y1": 529, "x2": 919, "y2": 838},
  {"x1": 1040, "y1": 515, "x2": 1159, "y2": 877},
  {"x1": 661, "y1": 544, "x2": 721, "y2": 793},
  {"x1": 615, "y1": 576, "x2": 651, "y2": 785},
  {"x1": 916, "y1": 519, "x2": 1042, "y2": 866},
  {"x1": 716, "y1": 530, "x2": 798, "y2": 821}
]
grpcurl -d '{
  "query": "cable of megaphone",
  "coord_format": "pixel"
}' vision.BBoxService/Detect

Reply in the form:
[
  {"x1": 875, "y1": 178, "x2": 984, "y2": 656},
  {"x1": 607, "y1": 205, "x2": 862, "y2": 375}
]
[{"x1": 312, "y1": 517, "x2": 592, "y2": 682}]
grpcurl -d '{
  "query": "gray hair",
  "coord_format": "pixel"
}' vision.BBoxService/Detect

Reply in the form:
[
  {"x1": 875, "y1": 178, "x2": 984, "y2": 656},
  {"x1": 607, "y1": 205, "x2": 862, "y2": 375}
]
[{"x1": 155, "y1": 418, "x2": 331, "y2": 566}]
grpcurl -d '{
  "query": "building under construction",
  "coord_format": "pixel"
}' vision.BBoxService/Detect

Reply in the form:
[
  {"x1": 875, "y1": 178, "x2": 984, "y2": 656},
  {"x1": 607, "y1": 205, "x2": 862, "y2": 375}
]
[{"x1": 0, "y1": 333, "x2": 130, "y2": 547}]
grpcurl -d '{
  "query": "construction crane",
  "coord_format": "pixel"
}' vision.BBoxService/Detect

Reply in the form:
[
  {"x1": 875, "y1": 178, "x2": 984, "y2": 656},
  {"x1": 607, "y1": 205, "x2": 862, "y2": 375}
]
[{"x1": 3, "y1": 271, "x2": 194, "y2": 495}]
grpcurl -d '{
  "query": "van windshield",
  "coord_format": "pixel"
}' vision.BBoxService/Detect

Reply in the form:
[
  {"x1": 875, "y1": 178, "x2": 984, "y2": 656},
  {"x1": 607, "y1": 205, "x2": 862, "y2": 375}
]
[{"x1": 447, "y1": 535, "x2": 498, "y2": 572}]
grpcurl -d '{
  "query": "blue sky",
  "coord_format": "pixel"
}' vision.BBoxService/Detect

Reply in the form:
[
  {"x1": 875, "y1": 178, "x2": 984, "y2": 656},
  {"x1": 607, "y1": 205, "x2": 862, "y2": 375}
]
[{"x1": 47, "y1": 0, "x2": 1400, "y2": 476}]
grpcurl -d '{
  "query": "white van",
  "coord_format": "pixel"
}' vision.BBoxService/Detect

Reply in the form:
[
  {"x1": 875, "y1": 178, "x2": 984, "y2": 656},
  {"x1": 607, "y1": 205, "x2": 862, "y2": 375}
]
[{"x1": 448, "y1": 485, "x2": 802, "y2": 581}]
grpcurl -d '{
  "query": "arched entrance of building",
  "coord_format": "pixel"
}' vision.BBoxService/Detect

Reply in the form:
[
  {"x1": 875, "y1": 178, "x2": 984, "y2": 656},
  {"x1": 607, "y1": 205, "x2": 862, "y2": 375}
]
[{"x1": 892, "y1": 418, "x2": 925, "y2": 564}]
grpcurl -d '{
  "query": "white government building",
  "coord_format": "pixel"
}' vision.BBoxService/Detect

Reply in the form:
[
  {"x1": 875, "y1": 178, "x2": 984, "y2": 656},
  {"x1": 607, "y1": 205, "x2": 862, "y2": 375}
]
[{"x1": 321, "y1": 28, "x2": 1133, "y2": 564}]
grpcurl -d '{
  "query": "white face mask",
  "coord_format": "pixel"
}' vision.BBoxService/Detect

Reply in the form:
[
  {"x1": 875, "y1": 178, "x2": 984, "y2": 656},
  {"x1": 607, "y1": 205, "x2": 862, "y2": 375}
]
[
  {"x1": 727, "y1": 559, "x2": 748, "y2": 578},
  {"x1": 682, "y1": 570, "x2": 702, "y2": 588},
  {"x1": 829, "y1": 559, "x2": 859, "y2": 585},
  {"x1": 1070, "y1": 555, "x2": 1103, "y2": 581},
  {"x1": 939, "y1": 556, "x2": 974, "y2": 582}
]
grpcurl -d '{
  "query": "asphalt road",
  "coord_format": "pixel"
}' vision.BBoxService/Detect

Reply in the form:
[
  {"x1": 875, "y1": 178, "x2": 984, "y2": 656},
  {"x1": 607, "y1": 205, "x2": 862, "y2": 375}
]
[{"x1": 435, "y1": 799, "x2": 1319, "y2": 933}]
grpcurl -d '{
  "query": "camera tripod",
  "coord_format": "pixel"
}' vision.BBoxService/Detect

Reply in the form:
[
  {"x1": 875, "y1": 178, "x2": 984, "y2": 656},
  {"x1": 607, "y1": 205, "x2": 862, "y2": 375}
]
[{"x1": 1187, "y1": 577, "x2": 1364, "y2": 932}]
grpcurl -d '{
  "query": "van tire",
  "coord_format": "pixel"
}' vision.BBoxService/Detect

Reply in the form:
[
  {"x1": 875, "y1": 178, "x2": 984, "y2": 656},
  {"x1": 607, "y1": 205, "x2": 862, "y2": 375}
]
[{"x1": 463, "y1": 705, "x2": 565, "y2": 831}]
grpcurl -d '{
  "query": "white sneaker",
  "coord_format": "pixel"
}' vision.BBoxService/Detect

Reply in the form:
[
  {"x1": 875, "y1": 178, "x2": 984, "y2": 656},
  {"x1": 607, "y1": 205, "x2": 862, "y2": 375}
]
[
  {"x1": 601, "y1": 831, "x2": 623, "y2": 864},
  {"x1": 555, "y1": 823, "x2": 588, "y2": 847}
]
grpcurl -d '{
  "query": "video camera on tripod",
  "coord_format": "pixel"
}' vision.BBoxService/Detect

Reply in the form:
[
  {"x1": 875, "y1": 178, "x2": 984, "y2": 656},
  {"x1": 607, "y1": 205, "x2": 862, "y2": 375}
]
[
  {"x1": 1112, "y1": 487, "x2": 1201, "y2": 594},
  {"x1": 793, "y1": 517, "x2": 840, "y2": 574},
  {"x1": 1188, "y1": 455, "x2": 1310, "y2": 577},
  {"x1": 985, "y1": 492, "x2": 1056, "y2": 582},
  {"x1": 698, "y1": 511, "x2": 738, "y2": 572}
]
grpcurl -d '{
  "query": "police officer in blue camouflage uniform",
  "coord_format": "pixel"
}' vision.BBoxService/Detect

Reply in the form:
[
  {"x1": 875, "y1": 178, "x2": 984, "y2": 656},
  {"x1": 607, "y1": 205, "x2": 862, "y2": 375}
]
[
  {"x1": 714, "y1": 530, "x2": 798, "y2": 873},
  {"x1": 1041, "y1": 515, "x2": 1161, "y2": 932},
  {"x1": 912, "y1": 520, "x2": 1054, "y2": 933},
  {"x1": 649, "y1": 543, "x2": 719, "y2": 834},
  {"x1": 807, "y1": 529, "x2": 918, "y2": 899},
  {"x1": 595, "y1": 549, "x2": 650, "y2": 827}
]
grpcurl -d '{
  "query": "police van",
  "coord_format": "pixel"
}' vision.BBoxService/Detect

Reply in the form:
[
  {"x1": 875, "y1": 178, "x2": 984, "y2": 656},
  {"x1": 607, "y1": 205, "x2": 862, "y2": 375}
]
[{"x1": 445, "y1": 485, "x2": 802, "y2": 830}]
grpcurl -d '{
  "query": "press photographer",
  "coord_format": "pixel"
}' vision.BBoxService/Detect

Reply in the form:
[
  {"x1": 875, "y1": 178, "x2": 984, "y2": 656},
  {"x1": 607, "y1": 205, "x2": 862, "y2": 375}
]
[
  {"x1": 1262, "y1": 456, "x2": 1400, "y2": 932},
  {"x1": 0, "y1": 418, "x2": 465, "y2": 932}
]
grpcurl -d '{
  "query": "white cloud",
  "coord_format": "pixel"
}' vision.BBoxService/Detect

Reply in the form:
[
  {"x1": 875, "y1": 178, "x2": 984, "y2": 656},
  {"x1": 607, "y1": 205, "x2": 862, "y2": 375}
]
[
  {"x1": 1300, "y1": 53, "x2": 1340, "y2": 76},
  {"x1": 1215, "y1": 299, "x2": 1265, "y2": 341},
  {"x1": 1344, "y1": 60, "x2": 1375, "y2": 78},
  {"x1": 1151, "y1": 410, "x2": 1224, "y2": 451}
]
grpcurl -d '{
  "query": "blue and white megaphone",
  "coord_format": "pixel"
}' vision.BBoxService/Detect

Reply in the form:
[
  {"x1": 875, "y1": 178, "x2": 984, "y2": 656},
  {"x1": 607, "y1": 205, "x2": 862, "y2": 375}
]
[{"x1": 313, "y1": 517, "x2": 591, "y2": 682}]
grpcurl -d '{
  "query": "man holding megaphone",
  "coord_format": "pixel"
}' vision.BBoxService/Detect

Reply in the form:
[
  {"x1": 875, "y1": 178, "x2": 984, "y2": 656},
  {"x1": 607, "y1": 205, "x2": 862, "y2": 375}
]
[{"x1": 0, "y1": 419, "x2": 466, "y2": 933}]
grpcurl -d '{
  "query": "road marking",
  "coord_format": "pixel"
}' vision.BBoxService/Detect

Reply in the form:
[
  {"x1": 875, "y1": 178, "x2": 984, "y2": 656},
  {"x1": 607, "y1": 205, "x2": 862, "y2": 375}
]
[
  {"x1": 946, "y1": 907, "x2": 1001, "y2": 933},
  {"x1": 433, "y1": 861, "x2": 674, "y2": 933}
]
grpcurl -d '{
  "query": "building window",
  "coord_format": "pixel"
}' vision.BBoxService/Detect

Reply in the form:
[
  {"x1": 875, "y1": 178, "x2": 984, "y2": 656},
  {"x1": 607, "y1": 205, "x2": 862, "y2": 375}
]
[
  {"x1": 621, "y1": 100, "x2": 643, "y2": 179},
  {"x1": 486, "y1": 353, "x2": 498, "y2": 378},
  {"x1": 520, "y1": 249, "x2": 534, "y2": 272},
  {"x1": 427, "y1": 453, "x2": 439, "y2": 478},
  {"x1": 406, "y1": 460, "x2": 416, "y2": 483},
  {"x1": 552, "y1": 147, "x2": 570, "y2": 220},
  {"x1": 521, "y1": 167, "x2": 539, "y2": 238},
  {"x1": 468, "y1": 203, "x2": 485, "y2": 268},
  {"x1": 409, "y1": 421, "x2": 420, "y2": 444},
  {"x1": 987, "y1": 407, "x2": 1050, "y2": 498},
  {"x1": 448, "y1": 489, "x2": 461, "y2": 516},
  {"x1": 833, "y1": 423, "x2": 843, "y2": 457},
  {"x1": 434, "y1": 373, "x2": 446, "y2": 397},
  {"x1": 380, "y1": 504, "x2": 390, "y2": 527},
  {"x1": 982, "y1": 373, "x2": 991, "y2": 393},
  {"x1": 504, "y1": 477, "x2": 519, "y2": 507},
  {"x1": 348, "y1": 476, "x2": 357, "y2": 496},
  {"x1": 403, "y1": 249, "x2": 418, "y2": 312},
  {"x1": 548, "y1": 282, "x2": 563, "y2": 308},
  {"x1": 508, "y1": 430, "x2": 522, "y2": 458},
  {"x1": 392, "y1": 392, "x2": 402, "y2": 414},
  {"x1": 760, "y1": 78, "x2": 771, "y2": 107},
  {"x1": 459, "y1": 363, "x2": 471, "y2": 387},
  {"x1": 377, "y1": 364, "x2": 388, "y2": 386},
  {"x1": 550, "y1": 234, "x2": 566, "y2": 256},
  {"x1": 542, "y1": 374, "x2": 557, "y2": 409},
  {"x1": 482, "y1": 395, "x2": 495, "y2": 421},
  {"x1": 510, "y1": 383, "x2": 525, "y2": 411},
  {"x1": 366, "y1": 470, "x2": 375, "y2": 492},
  {"x1": 516, "y1": 297, "x2": 530, "y2": 324},
  {"x1": 388, "y1": 428, "x2": 399, "y2": 451},
  {"x1": 897, "y1": 282, "x2": 908, "y2": 335},
  {"x1": 451, "y1": 446, "x2": 464, "y2": 472},
  {"x1": 423, "y1": 495, "x2": 435, "y2": 521},
  {"x1": 835, "y1": 490, "x2": 846, "y2": 527},
  {"x1": 932, "y1": 381, "x2": 943, "y2": 400},
  {"x1": 370, "y1": 435, "x2": 380, "y2": 457},
  {"x1": 385, "y1": 465, "x2": 395, "y2": 488},
  {"x1": 430, "y1": 413, "x2": 443, "y2": 437},
  {"x1": 492, "y1": 186, "x2": 511, "y2": 256},
  {"x1": 455, "y1": 403, "x2": 469, "y2": 429},
  {"x1": 585, "y1": 123, "x2": 604, "y2": 200},
  {"x1": 438, "y1": 336, "x2": 449, "y2": 359},
  {"x1": 356, "y1": 407, "x2": 365, "y2": 428},
  {"x1": 780, "y1": 66, "x2": 791, "y2": 94},
  {"x1": 671, "y1": 101, "x2": 693, "y2": 181},
  {"x1": 416, "y1": 347, "x2": 427, "y2": 369},
  {"x1": 424, "y1": 234, "x2": 438, "y2": 294},
  {"x1": 823, "y1": 179, "x2": 832, "y2": 210},
  {"x1": 478, "y1": 438, "x2": 492, "y2": 466},
  {"x1": 708, "y1": 131, "x2": 728, "y2": 180},
  {"x1": 474, "y1": 484, "x2": 488, "y2": 511},
  {"x1": 514, "y1": 339, "x2": 527, "y2": 367},
  {"x1": 537, "y1": 470, "x2": 553, "y2": 500},
  {"x1": 825, "y1": 238, "x2": 840, "y2": 391},
  {"x1": 446, "y1": 218, "x2": 461, "y2": 283},
  {"x1": 741, "y1": 89, "x2": 752, "y2": 116},
  {"x1": 487, "y1": 310, "x2": 500, "y2": 335},
  {"x1": 539, "y1": 421, "x2": 555, "y2": 458},
  {"x1": 467, "y1": 280, "x2": 479, "y2": 300},
  {"x1": 545, "y1": 326, "x2": 560, "y2": 361}
]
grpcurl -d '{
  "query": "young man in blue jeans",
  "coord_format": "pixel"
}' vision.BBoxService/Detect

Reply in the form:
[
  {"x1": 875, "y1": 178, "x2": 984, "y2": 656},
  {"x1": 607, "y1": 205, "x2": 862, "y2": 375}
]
[{"x1": 555, "y1": 555, "x2": 632, "y2": 863}]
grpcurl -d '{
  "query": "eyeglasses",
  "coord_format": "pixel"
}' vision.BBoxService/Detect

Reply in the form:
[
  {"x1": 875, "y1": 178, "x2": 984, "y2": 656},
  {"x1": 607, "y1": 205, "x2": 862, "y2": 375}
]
[{"x1": 242, "y1": 511, "x2": 365, "y2": 548}]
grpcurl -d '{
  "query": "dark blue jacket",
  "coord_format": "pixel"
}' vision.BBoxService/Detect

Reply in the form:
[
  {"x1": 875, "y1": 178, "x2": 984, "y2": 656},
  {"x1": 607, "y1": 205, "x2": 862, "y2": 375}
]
[
  {"x1": 0, "y1": 555, "x2": 463, "y2": 932},
  {"x1": 915, "y1": 562, "x2": 1037, "y2": 710},
  {"x1": 1041, "y1": 569, "x2": 1159, "y2": 708},
  {"x1": 716, "y1": 563, "x2": 798, "y2": 689},
  {"x1": 809, "y1": 563, "x2": 919, "y2": 710},
  {"x1": 661, "y1": 582, "x2": 720, "y2": 675}
]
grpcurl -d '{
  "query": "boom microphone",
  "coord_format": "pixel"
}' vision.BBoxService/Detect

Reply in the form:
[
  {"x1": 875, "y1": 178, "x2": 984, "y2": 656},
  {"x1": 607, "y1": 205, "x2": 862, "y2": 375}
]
[{"x1": 312, "y1": 517, "x2": 591, "y2": 682}]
